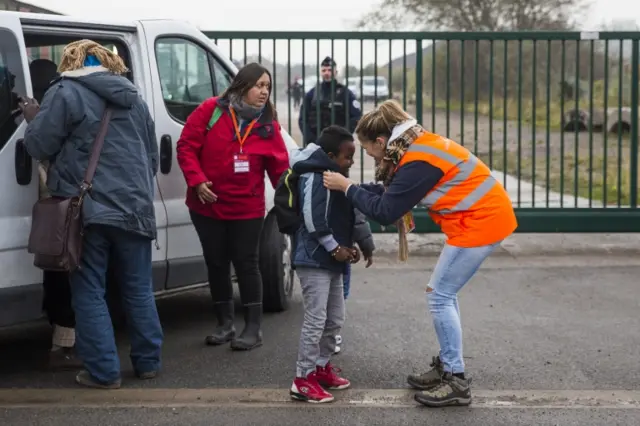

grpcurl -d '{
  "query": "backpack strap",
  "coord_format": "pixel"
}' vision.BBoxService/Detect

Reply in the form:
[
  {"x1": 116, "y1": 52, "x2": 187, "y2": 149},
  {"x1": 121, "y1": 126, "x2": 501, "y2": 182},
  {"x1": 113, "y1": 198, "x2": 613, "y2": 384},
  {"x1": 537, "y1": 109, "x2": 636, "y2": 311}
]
[{"x1": 206, "y1": 106, "x2": 223, "y2": 131}]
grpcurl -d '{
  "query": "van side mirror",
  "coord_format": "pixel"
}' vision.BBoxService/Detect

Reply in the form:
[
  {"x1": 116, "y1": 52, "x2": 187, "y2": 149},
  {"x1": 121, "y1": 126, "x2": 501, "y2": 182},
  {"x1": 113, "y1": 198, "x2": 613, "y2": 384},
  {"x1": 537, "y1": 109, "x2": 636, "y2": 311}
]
[{"x1": 15, "y1": 139, "x2": 32, "y2": 186}]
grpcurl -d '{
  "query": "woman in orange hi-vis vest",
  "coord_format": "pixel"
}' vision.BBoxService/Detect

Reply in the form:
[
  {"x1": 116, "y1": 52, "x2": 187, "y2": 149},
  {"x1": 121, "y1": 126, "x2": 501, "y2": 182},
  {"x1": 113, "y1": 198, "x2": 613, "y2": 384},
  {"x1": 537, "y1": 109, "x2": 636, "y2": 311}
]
[{"x1": 323, "y1": 100, "x2": 517, "y2": 408}]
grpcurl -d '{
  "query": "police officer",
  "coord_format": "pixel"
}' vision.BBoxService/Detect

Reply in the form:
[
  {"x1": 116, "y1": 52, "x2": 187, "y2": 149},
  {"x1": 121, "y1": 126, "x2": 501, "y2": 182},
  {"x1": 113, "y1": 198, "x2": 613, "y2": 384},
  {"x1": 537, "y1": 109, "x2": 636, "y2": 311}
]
[{"x1": 298, "y1": 57, "x2": 362, "y2": 146}]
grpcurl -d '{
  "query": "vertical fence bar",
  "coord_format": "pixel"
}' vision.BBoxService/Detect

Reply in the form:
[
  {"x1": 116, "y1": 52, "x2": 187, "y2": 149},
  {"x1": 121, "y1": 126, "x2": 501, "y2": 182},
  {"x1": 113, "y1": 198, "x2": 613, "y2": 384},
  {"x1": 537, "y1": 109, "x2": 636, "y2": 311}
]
[
  {"x1": 545, "y1": 39, "x2": 551, "y2": 207},
  {"x1": 460, "y1": 40, "x2": 465, "y2": 147},
  {"x1": 603, "y1": 40, "x2": 609, "y2": 206},
  {"x1": 502, "y1": 41, "x2": 508, "y2": 190},
  {"x1": 416, "y1": 39, "x2": 424, "y2": 127},
  {"x1": 588, "y1": 40, "x2": 595, "y2": 207},
  {"x1": 517, "y1": 39, "x2": 523, "y2": 207},
  {"x1": 287, "y1": 39, "x2": 291, "y2": 133},
  {"x1": 630, "y1": 38, "x2": 639, "y2": 208},
  {"x1": 489, "y1": 40, "x2": 494, "y2": 169},
  {"x1": 388, "y1": 39, "x2": 392, "y2": 105},
  {"x1": 531, "y1": 40, "x2": 537, "y2": 207},
  {"x1": 302, "y1": 39, "x2": 307, "y2": 146},
  {"x1": 243, "y1": 39, "x2": 247, "y2": 65},
  {"x1": 374, "y1": 39, "x2": 378, "y2": 104},
  {"x1": 473, "y1": 40, "x2": 479, "y2": 155},
  {"x1": 345, "y1": 40, "x2": 350, "y2": 136},
  {"x1": 446, "y1": 40, "x2": 451, "y2": 137},
  {"x1": 617, "y1": 40, "x2": 623, "y2": 207},
  {"x1": 330, "y1": 38, "x2": 335, "y2": 125},
  {"x1": 431, "y1": 39, "x2": 436, "y2": 131},
  {"x1": 315, "y1": 39, "x2": 320, "y2": 141},
  {"x1": 402, "y1": 39, "x2": 407, "y2": 110},
  {"x1": 258, "y1": 39, "x2": 262, "y2": 62},
  {"x1": 272, "y1": 39, "x2": 277, "y2": 106},
  {"x1": 573, "y1": 41, "x2": 580, "y2": 207},
  {"x1": 360, "y1": 39, "x2": 364, "y2": 183},
  {"x1": 229, "y1": 38, "x2": 233, "y2": 63},
  {"x1": 560, "y1": 40, "x2": 565, "y2": 206}
]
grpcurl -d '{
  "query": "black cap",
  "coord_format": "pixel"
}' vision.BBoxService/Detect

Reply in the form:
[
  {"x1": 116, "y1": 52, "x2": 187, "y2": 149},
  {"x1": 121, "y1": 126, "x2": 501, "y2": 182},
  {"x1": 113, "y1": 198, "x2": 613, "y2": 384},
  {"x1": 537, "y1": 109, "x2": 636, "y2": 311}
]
[{"x1": 321, "y1": 56, "x2": 336, "y2": 68}]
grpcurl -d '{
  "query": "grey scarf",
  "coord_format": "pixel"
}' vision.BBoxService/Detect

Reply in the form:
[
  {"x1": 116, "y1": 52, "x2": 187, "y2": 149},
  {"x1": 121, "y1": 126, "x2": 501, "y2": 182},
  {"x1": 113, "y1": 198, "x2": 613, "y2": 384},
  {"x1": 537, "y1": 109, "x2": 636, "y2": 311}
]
[{"x1": 229, "y1": 93, "x2": 264, "y2": 120}]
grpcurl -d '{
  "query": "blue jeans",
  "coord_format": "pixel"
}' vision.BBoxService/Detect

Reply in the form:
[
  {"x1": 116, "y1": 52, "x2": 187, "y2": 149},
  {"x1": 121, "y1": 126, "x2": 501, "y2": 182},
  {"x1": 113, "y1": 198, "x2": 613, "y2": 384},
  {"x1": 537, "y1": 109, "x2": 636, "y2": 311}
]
[
  {"x1": 426, "y1": 242, "x2": 500, "y2": 374},
  {"x1": 343, "y1": 263, "x2": 351, "y2": 300},
  {"x1": 70, "y1": 225, "x2": 163, "y2": 384}
]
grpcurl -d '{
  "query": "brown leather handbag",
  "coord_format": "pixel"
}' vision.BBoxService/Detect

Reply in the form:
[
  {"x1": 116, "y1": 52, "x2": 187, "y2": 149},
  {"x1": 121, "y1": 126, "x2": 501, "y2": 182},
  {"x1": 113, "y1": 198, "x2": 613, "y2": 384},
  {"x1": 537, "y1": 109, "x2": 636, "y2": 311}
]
[{"x1": 27, "y1": 108, "x2": 113, "y2": 272}]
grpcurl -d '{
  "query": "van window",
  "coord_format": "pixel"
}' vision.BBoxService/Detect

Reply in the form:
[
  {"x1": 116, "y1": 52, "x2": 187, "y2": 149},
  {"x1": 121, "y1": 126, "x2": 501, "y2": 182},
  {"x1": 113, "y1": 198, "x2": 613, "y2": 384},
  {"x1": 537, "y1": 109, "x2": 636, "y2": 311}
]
[
  {"x1": 211, "y1": 58, "x2": 232, "y2": 95},
  {"x1": 156, "y1": 37, "x2": 215, "y2": 123},
  {"x1": 0, "y1": 28, "x2": 26, "y2": 152}
]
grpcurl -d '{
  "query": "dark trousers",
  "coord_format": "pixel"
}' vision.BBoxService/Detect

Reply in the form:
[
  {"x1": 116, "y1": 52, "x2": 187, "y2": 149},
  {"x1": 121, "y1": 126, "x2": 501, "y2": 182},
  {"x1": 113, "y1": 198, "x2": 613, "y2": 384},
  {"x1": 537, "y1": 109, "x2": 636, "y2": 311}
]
[
  {"x1": 190, "y1": 211, "x2": 264, "y2": 305},
  {"x1": 42, "y1": 271, "x2": 75, "y2": 328},
  {"x1": 70, "y1": 225, "x2": 163, "y2": 384}
]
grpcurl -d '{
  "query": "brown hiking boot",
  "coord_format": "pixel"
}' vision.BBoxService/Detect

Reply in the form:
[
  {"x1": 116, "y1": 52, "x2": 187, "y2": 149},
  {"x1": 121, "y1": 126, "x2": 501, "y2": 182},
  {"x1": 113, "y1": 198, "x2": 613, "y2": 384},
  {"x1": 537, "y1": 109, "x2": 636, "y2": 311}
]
[
  {"x1": 407, "y1": 355, "x2": 445, "y2": 390},
  {"x1": 414, "y1": 372, "x2": 472, "y2": 407},
  {"x1": 48, "y1": 347, "x2": 83, "y2": 371}
]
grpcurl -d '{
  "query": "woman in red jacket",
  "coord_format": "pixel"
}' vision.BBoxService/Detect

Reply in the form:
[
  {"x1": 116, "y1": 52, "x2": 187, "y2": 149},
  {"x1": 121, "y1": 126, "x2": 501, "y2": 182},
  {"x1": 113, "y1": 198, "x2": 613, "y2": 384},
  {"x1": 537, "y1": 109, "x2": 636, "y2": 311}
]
[{"x1": 177, "y1": 63, "x2": 289, "y2": 351}]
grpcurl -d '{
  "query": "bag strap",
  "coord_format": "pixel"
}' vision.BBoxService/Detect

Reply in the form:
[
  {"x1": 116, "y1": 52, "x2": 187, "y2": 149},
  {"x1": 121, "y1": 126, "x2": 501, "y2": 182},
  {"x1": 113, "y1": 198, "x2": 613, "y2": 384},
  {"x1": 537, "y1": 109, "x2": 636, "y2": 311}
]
[{"x1": 80, "y1": 107, "x2": 112, "y2": 194}]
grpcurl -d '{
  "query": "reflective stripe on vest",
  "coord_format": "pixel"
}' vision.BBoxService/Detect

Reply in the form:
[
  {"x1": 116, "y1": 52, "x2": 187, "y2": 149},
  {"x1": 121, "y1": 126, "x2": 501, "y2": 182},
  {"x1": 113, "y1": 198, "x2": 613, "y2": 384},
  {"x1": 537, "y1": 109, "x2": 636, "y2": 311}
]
[{"x1": 406, "y1": 142, "x2": 498, "y2": 214}]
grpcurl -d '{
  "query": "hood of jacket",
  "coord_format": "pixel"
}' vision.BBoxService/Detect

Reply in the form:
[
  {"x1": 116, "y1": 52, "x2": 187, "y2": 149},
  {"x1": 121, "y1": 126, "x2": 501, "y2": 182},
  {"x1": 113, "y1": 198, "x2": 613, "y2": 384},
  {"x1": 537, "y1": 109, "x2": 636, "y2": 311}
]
[
  {"x1": 289, "y1": 143, "x2": 340, "y2": 175},
  {"x1": 60, "y1": 66, "x2": 138, "y2": 108}
]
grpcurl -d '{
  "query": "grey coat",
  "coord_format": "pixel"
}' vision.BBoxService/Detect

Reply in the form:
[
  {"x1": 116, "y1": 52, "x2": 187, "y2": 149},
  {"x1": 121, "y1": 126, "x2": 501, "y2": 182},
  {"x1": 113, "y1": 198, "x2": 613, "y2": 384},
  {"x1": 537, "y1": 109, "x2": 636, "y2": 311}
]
[{"x1": 23, "y1": 66, "x2": 159, "y2": 239}]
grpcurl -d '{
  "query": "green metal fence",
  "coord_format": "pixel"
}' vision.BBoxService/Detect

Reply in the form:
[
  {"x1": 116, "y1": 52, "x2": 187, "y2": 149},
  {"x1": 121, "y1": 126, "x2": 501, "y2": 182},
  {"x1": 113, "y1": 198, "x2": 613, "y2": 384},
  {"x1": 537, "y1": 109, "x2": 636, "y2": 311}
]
[{"x1": 204, "y1": 31, "x2": 640, "y2": 233}]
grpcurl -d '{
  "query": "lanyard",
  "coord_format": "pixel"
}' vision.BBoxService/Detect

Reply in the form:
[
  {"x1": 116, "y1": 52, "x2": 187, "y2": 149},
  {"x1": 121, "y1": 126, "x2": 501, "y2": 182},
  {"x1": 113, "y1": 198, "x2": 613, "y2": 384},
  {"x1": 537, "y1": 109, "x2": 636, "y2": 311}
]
[{"x1": 229, "y1": 107, "x2": 258, "y2": 153}]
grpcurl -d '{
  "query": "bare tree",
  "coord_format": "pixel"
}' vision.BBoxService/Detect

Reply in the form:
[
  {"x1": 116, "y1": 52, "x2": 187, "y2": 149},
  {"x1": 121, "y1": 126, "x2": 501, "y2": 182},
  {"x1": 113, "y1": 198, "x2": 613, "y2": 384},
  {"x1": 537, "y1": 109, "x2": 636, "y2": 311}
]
[{"x1": 357, "y1": 0, "x2": 591, "y2": 31}]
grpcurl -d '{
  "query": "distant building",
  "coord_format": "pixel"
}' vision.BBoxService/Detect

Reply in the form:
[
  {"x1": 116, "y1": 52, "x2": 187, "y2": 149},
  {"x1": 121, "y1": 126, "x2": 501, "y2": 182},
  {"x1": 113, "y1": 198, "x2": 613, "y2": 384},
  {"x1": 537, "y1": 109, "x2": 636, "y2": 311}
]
[{"x1": 0, "y1": 0, "x2": 61, "y2": 14}]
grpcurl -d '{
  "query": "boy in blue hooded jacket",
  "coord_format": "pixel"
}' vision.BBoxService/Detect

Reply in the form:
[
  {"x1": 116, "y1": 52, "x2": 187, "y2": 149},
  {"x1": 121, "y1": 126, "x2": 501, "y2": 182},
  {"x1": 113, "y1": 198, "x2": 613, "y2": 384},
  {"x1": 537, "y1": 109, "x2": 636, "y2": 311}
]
[{"x1": 288, "y1": 126, "x2": 373, "y2": 403}]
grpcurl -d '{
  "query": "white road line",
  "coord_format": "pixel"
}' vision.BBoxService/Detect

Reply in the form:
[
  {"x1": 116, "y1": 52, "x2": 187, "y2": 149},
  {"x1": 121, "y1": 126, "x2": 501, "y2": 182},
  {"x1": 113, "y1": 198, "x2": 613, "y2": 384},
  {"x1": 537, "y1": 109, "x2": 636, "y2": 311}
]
[{"x1": 0, "y1": 389, "x2": 639, "y2": 409}]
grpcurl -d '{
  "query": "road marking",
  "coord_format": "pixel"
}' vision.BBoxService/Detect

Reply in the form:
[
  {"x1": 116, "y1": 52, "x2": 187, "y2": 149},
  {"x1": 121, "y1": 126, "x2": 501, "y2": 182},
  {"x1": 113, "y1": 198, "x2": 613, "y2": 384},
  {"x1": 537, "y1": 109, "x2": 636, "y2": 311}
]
[{"x1": 0, "y1": 389, "x2": 639, "y2": 409}]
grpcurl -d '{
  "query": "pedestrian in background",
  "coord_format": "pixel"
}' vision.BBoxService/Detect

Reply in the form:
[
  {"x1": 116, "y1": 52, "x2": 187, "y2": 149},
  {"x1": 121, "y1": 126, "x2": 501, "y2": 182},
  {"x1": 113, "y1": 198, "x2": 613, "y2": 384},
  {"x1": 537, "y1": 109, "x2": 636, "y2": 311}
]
[{"x1": 176, "y1": 62, "x2": 289, "y2": 351}]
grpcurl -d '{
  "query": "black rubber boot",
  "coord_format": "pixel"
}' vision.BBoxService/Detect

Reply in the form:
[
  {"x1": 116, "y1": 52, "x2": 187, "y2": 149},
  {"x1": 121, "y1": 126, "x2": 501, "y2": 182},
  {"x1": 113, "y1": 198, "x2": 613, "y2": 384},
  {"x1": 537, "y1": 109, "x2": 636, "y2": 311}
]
[
  {"x1": 230, "y1": 303, "x2": 263, "y2": 351},
  {"x1": 205, "y1": 301, "x2": 236, "y2": 346}
]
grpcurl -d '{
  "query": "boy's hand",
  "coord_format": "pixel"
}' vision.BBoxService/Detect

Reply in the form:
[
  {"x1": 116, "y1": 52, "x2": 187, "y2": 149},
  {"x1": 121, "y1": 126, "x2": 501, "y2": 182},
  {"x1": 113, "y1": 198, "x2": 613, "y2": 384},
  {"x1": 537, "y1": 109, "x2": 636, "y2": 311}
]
[
  {"x1": 332, "y1": 246, "x2": 354, "y2": 263},
  {"x1": 350, "y1": 247, "x2": 361, "y2": 264},
  {"x1": 362, "y1": 250, "x2": 374, "y2": 268}
]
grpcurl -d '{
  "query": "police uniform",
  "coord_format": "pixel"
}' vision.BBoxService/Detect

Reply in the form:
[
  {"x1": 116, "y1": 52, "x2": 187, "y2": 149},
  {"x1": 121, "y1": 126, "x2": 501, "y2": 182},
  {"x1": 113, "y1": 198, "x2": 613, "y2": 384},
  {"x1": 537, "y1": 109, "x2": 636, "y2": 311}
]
[{"x1": 298, "y1": 57, "x2": 362, "y2": 145}]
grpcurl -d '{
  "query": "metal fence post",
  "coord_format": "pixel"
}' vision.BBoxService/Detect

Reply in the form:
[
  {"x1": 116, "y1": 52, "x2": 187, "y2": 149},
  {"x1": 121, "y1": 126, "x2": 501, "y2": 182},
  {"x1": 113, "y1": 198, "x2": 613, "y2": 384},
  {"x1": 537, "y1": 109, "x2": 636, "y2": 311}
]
[
  {"x1": 630, "y1": 39, "x2": 639, "y2": 209},
  {"x1": 415, "y1": 38, "x2": 423, "y2": 123}
]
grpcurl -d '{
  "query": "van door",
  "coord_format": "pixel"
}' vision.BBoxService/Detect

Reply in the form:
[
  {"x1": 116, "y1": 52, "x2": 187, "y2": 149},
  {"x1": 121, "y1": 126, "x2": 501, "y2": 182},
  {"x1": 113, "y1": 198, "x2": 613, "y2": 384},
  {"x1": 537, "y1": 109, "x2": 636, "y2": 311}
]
[
  {"x1": 140, "y1": 20, "x2": 227, "y2": 289},
  {"x1": 0, "y1": 14, "x2": 43, "y2": 327}
]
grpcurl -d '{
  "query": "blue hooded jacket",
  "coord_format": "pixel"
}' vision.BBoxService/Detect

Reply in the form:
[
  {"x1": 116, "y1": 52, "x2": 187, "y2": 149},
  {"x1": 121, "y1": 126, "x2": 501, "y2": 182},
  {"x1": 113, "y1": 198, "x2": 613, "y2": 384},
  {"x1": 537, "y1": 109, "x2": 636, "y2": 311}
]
[
  {"x1": 23, "y1": 66, "x2": 158, "y2": 239},
  {"x1": 290, "y1": 143, "x2": 359, "y2": 272}
]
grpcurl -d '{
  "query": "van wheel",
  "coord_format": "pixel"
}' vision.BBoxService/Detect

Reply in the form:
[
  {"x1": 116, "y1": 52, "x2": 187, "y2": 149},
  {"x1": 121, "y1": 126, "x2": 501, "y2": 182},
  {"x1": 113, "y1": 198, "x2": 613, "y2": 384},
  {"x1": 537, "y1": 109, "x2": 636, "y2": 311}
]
[{"x1": 259, "y1": 213, "x2": 295, "y2": 312}]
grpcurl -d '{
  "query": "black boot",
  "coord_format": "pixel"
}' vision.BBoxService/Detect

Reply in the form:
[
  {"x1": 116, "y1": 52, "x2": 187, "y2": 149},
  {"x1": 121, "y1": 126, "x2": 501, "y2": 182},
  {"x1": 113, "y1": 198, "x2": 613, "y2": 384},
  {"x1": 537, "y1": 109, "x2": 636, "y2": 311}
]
[
  {"x1": 230, "y1": 303, "x2": 263, "y2": 351},
  {"x1": 205, "y1": 301, "x2": 236, "y2": 346}
]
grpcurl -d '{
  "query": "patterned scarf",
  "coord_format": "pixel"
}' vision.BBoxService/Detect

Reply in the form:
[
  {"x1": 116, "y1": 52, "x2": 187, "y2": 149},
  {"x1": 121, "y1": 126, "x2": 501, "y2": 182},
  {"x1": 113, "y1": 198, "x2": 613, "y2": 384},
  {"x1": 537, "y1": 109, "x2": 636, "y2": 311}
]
[
  {"x1": 229, "y1": 93, "x2": 264, "y2": 121},
  {"x1": 375, "y1": 122, "x2": 426, "y2": 261}
]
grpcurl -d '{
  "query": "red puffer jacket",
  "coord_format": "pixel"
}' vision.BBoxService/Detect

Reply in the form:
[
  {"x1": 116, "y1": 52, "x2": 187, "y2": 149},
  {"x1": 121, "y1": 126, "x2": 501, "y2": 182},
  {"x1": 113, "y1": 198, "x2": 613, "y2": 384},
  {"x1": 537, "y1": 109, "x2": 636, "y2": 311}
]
[{"x1": 176, "y1": 97, "x2": 289, "y2": 220}]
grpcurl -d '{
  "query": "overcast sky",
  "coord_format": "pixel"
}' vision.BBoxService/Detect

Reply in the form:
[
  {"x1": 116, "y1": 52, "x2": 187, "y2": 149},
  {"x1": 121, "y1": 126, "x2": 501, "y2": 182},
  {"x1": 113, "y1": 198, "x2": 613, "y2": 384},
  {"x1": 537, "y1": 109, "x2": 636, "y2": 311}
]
[{"x1": 20, "y1": 0, "x2": 640, "y2": 67}]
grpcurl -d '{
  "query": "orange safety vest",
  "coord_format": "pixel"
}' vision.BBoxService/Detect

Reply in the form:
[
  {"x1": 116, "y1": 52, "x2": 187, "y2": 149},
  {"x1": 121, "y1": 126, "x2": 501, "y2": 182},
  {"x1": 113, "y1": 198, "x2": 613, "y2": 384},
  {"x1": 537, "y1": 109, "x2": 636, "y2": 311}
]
[{"x1": 398, "y1": 132, "x2": 517, "y2": 247}]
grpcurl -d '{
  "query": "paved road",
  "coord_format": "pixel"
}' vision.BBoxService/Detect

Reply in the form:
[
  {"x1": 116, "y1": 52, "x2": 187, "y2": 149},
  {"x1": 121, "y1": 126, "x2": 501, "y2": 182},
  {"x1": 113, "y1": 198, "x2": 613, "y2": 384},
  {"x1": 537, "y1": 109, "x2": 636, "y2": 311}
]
[{"x1": 1, "y1": 254, "x2": 639, "y2": 424}]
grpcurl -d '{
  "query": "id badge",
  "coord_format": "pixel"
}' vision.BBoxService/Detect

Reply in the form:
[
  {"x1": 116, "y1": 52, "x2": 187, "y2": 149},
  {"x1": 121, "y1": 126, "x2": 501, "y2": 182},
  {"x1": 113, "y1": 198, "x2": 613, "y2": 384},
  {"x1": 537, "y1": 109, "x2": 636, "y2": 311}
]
[
  {"x1": 402, "y1": 212, "x2": 416, "y2": 234},
  {"x1": 233, "y1": 154, "x2": 250, "y2": 173}
]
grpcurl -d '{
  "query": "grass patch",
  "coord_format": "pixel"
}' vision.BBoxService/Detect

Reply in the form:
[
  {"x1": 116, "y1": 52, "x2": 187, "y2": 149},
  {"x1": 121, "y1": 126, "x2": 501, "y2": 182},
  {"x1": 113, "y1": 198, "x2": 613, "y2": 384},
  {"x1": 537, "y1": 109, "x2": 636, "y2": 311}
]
[
  {"x1": 477, "y1": 149, "x2": 638, "y2": 207},
  {"x1": 422, "y1": 99, "x2": 566, "y2": 131}
]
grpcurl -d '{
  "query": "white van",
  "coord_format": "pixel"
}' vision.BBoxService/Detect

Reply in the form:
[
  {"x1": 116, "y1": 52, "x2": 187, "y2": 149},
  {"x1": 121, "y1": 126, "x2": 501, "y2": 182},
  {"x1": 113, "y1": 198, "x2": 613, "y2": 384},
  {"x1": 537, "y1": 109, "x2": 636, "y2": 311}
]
[
  {"x1": 0, "y1": 11, "x2": 298, "y2": 328},
  {"x1": 345, "y1": 76, "x2": 390, "y2": 102}
]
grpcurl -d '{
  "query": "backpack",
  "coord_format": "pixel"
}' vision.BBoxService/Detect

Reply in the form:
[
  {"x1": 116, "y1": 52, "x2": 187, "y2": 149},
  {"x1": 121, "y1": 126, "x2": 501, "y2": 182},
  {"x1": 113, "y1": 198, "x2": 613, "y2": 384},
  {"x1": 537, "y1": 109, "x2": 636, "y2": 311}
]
[
  {"x1": 207, "y1": 106, "x2": 223, "y2": 131},
  {"x1": 273, "y1": 168, "x2": 301, "y2": 235}
]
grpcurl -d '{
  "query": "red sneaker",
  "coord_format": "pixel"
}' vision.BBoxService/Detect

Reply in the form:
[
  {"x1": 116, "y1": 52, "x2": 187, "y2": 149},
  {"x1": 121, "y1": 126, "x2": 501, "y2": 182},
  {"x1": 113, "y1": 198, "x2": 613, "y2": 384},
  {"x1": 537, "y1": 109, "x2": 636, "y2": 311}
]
[
  {"x1": 314, "y1": 363, "x2": 351, "y2": 390},
  {"x1": 290, "y1": 375, "x2": 334, "y2": 403}
]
